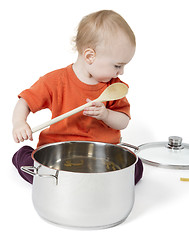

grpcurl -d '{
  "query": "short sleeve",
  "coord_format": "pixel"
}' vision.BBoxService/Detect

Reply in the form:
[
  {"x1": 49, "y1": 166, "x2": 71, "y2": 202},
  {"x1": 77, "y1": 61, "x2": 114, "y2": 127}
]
[
  {"x1": 18, "y1": 75, "x2": 52, "y2": 113},
  {"x1": 106, "y1": 96, "x2": 131, "y2": 119}
]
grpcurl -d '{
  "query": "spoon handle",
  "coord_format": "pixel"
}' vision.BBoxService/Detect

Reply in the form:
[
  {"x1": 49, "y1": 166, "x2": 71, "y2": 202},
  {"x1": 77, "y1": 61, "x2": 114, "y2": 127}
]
[{"x1": 31, "y1": 100, "x2": 96, "y2": 133}]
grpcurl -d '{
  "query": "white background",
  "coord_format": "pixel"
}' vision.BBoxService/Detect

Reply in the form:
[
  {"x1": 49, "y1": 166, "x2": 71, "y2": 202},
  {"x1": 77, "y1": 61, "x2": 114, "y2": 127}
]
[{"x1": 1, "y1": 0, "x2": 189, "y2": 239}]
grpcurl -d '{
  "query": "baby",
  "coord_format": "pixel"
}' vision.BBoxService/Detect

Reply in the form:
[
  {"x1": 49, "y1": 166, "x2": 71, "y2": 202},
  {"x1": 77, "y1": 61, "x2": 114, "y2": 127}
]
[{"x1": 12, "y1": 10, "x2": 143, "y2": 184}]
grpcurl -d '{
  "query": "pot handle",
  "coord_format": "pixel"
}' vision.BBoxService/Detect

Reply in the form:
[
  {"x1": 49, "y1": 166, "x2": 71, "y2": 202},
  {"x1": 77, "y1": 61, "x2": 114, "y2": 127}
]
[
  {"x1": 21, "y1": 166, "x2": 37, "y2": 176},
  {"x1": 118, "y1": 142, "x2": 139, "y2": 151},
  {"x1": 21, "y1": 166, "x2": 59, "y2": 185}
]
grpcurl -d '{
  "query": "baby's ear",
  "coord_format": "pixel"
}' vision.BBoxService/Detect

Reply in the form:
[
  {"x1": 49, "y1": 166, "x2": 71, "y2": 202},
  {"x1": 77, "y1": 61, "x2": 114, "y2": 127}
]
[{"x1": 83, "y1": 48, "x2": 96, "y2": 64}]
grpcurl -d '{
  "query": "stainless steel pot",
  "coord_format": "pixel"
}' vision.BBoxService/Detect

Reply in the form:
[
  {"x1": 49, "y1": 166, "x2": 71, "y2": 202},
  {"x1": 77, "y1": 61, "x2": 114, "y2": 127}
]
[{"x1": 21, "y1": 141, "x2": 137, "y2": 229}]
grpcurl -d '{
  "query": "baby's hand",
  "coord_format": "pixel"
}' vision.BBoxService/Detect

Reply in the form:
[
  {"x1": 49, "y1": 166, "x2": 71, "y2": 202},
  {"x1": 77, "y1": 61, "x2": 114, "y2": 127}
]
[
  {"x1": 12, "y1": 121, "x2": 33, "y2": 143},
  {"x1": 83, "y1": 98, "x2": 109, "y2": 121}
]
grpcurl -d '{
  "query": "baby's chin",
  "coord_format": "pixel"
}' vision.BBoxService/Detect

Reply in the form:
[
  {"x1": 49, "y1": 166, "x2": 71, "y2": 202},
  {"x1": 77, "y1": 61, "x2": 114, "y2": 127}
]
[{"x1": 98, "y1": 78, "x2": 114, "y2": 83}]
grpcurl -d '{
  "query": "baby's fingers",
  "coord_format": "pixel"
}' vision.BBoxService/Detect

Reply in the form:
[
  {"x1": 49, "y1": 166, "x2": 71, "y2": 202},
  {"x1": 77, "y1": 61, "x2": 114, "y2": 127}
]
[
  {"x1": 22, "y1": 125, "x2": 33, "y2": 141},
  {"x1": 13, "y1": 126, "x2": 33, "y2": 143},
  {"x1": 92, "y1": 101, "x2": 104, "y2": 107},
  {"x1": 83, "y1": 108, "x2": 99, "y2": 116},
  {"x1": 13, "y1": 132, "x2": 20, "y2": 143},
  {"x1": 15, "y1": 131, "x2": 24, "y2": 143},
  {"x1": 21, "y1": 129, "x2": 28, "y2": 140},
  {"x1": 26, "y1": 128, "x2": 33, "y2": 141}
]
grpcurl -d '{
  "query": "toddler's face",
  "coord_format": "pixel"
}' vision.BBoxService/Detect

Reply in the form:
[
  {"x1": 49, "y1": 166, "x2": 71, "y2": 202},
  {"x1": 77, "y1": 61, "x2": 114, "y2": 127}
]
[{"x1": 88, "y1": 32, "x2": 135, "y2": 83}]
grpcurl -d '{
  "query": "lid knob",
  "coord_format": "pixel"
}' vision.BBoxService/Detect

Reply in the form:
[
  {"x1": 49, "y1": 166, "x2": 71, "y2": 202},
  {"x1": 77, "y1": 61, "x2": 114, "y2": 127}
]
[{"x1": 167, "y1": 136, "x2": 184, "y2": 150}]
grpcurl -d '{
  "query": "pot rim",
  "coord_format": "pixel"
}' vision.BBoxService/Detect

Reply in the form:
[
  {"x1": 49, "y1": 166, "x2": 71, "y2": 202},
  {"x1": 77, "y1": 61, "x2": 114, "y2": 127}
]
[{"x1": 31, "y1": 141, "x2": 138, "y2": 174}]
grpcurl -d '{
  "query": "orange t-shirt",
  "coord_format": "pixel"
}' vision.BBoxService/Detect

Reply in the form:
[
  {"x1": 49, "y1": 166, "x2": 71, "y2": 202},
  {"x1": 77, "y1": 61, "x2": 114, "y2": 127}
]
[{"x1": 19, "y1": 64, "x2": 130, "y2": 147}]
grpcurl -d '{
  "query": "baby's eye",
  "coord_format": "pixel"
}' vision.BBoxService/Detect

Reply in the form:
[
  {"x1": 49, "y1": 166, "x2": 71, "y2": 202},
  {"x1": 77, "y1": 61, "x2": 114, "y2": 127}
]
[{"x1": 114, "y1": 65, "x2": 121, "y2": 69}]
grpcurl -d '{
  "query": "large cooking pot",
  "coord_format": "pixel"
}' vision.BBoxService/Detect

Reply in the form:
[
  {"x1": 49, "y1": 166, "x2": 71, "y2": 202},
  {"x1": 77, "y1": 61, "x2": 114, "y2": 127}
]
[{"x1": 21, "y1": 141, "x2": 137, "y2": 229}]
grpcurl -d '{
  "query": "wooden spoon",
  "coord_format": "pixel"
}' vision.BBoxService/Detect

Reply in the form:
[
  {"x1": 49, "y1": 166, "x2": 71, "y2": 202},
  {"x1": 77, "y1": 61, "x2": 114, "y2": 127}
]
[{"x1": 32, "y1": 83, "x2": 128, "y2": 133}]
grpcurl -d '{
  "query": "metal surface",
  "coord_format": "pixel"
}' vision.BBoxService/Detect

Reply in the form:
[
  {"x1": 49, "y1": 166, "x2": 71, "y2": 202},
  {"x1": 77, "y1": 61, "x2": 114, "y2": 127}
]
[
  {"x1": 22, "y1": 141, "x2": 137, "y2": 229},
  {"x1": 21, "y1": 165, "x2": 59, "y2": 185},
  {"x1": 118, "y1": 142, "x2": 139, "y2": 151},
  {"x1": 166, "y1": 136, "x2": 184, "y2": 150},
  {"x1": 121, "y1": 136, "x2": 189, "y2": 169},
  {"x1": 137, "y1": 141, "x2": 189, "y2": 169}
]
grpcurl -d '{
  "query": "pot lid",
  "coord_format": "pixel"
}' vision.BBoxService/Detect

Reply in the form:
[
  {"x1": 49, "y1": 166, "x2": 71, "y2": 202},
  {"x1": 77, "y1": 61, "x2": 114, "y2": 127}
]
[{"x1": 137, "y1": 136, "x2": 189, "y2": 169}]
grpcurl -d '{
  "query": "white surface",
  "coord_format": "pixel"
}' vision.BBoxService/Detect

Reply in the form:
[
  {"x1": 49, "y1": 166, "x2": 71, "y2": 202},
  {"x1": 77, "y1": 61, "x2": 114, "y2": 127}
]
[{"x1": 1, "y1": 0, "x2": 189, "y2": 239}]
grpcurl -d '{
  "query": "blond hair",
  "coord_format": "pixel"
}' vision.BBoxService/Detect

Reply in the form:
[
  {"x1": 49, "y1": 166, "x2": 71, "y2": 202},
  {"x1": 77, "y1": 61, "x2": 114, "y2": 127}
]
[{"x1": 73, "y1": 10, "x2": 136, "y2": 54}]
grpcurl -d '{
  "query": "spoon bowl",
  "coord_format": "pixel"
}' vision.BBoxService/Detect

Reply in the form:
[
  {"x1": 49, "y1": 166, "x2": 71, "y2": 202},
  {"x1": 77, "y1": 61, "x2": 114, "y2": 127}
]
[{"x1": 97, "y1": 83, "x2": 128, "y2": 102}]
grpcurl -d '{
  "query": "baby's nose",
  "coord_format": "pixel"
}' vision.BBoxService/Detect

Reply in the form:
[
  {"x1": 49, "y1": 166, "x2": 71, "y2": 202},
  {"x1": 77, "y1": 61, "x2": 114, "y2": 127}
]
[{"x1": 117, "y1": 68, "x2": 124, "y2": 76}]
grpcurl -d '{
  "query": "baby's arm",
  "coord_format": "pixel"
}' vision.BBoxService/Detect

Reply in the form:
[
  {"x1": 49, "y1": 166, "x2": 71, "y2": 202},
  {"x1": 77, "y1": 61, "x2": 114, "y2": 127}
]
[
  {"x1": 12, "y1": 98, "x2": 33, "y2": 143},
  {"x1": 83, "y1": 99, "x2": 129, "y2": 130}
]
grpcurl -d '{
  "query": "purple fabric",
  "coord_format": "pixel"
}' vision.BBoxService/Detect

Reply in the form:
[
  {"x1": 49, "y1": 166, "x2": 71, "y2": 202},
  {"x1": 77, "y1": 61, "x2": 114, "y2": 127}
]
[
  {"x1": 12, "y1": 146, "x2": 34, "y2": 184},
  {"x1": 135, "y1": 157, "x2": 143, "y2": 184},
  {"x1": 12, "y1": 146, "x2": 143, "y2": 185}
]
